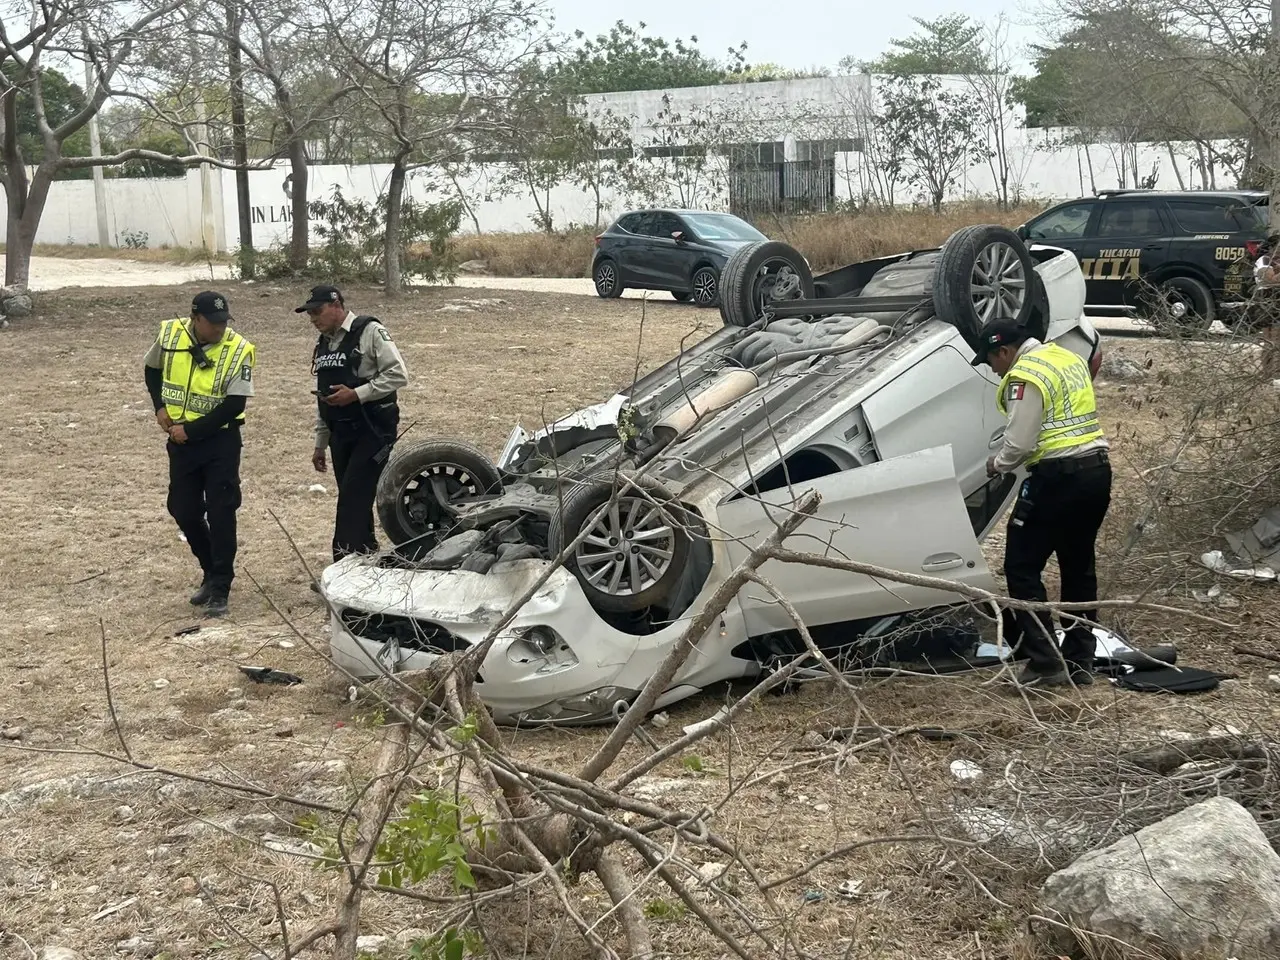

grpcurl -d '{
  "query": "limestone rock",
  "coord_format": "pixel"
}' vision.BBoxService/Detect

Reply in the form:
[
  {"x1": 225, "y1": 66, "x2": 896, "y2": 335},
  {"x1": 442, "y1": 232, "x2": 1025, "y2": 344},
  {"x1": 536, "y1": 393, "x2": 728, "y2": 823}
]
[{"x1": 1039, "y1": 796, "x2": 1280, "y2": 957}]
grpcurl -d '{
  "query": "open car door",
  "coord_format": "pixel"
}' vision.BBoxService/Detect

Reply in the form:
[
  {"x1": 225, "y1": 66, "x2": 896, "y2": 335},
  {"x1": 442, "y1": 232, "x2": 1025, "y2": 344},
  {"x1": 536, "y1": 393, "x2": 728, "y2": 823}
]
[{"x1": 716, "y1": 445, "x2": 998, "y2": 636}]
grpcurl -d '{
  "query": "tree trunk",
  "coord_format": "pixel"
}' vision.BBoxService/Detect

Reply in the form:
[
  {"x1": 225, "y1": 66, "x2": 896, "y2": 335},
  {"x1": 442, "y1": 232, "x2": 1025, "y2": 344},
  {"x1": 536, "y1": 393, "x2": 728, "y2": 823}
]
[
  {"x1": 288, "y1": 134, "x2": 309, "y2": 271},
  {"x1": 384, "y1": 158, "x2": 408, "y2": 296},
  {"x1": 4, "y1": 163, "x2": 56, "y2": 289},
  {"x1": 228, "y1": 0, "x2": 254, "y2": 278}
]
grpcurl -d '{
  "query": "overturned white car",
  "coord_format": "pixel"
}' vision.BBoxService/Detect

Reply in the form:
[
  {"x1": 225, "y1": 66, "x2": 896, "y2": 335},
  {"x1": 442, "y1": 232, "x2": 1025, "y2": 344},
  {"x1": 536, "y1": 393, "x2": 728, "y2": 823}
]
[{"x1": 320, "y1": 225, "x2": 1103, "y2": 724}]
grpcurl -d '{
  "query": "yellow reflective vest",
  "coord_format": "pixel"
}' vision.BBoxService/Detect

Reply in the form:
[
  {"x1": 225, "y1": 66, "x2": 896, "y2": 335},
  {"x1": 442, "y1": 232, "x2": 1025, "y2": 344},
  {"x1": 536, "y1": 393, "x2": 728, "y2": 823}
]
[
  {"x1": 996, "y1": 341, "x2": 1104, "y2": 465},
  {"x1": 156, "y1": 318, "x2": 255, "y2": 425}
]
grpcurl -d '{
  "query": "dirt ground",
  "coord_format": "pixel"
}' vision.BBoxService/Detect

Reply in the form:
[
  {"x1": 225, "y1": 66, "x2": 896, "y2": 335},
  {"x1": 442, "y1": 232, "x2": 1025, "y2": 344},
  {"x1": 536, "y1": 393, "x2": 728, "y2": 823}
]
[{"x1": 2, "y1": 282, "x2": 1278, "y2": 960}]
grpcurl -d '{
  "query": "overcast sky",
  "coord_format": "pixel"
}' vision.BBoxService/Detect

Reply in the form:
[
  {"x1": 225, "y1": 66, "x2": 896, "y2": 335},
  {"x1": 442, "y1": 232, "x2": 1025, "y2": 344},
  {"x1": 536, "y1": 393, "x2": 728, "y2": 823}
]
[{"x1": 545, "y1": 0, "x2": 1052, "y2": 74}]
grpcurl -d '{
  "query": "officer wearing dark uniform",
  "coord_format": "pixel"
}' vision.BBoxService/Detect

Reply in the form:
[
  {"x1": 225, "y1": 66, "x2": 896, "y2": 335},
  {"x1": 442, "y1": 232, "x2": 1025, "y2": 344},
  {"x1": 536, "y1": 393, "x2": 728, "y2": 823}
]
[
  {"x1": 299, "y1": 285, "x2": 409, "y2": 561},
  {"x1": 143, "y1": 291, "x2": 256, "y2": 618},
  {"x1": 972, "y1": 317, "x2": 1111, "y2": 688}
]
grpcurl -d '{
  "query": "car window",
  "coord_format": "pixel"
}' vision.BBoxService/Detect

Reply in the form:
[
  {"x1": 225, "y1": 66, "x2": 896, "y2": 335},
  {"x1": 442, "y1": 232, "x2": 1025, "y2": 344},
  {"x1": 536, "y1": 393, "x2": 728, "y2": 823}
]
[
  {"x1": 651, "y1": 213, "x2": 684, "y2": 238},
  {"x1": 1232, "y1": 201, "x2": 1270, "y2": 230},
  {"x1": 1096, "y1": 203, "x2": 1164, "y2": 237},
  {"x1": 628, "y1": 213, "x2": 666, "y2": 237},
  {"x1": 1026, "y1": 203, "x2": 1095, "y2": 240},
  {"x1": 1167, "y1": 200, "x2": 1246, "y2": 234},
  {"x1": 680, "y1": 213, "x2": 767, "y2": 241},
  {"x1": 615, "y1": 213, "x2": 642, "y2": 234}
]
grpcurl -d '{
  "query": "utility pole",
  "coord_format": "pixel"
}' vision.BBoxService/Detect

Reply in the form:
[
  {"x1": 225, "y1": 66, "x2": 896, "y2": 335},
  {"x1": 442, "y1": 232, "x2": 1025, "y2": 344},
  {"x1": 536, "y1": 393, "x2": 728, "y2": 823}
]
[
  {"x1": 228, "y1": 0, "x2": 254, "y2": 276},
  {"x1": 83, "y1": 58, "x2": 110, "y2": 248}
]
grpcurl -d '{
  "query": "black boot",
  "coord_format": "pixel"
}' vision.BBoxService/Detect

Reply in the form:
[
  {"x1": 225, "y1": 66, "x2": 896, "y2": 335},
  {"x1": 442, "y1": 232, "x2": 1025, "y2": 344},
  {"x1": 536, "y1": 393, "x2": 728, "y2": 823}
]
[
  {"x1": 204, "y1": 594, "x2": 229, "y2": 618},
  {"x1": 190, "y1": 580, "x2": 216, "y2": 606}
]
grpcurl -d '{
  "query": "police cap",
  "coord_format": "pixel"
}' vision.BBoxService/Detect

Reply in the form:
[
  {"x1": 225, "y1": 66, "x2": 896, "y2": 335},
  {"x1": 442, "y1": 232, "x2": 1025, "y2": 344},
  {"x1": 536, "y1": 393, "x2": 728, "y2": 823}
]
[
  {"x1": 970, "y1": 317, "x2": 1028, "y2": 367},
  {"x1": 192, "y1": 290, "x2": 231, "y2": 324},
  {"x1": 295, "y1": 284, "x2": 344, "y2": 313}
]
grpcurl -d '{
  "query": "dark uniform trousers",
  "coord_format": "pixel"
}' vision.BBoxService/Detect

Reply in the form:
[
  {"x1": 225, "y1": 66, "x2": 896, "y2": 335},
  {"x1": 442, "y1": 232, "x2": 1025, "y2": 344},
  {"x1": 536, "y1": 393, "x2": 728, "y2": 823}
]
[
  {"x1": 1001, "y1": 451, "x2": 1112, "y2": 673},
  {"x1": 167, "y1": 425, "x2": 242, "y2": 593},
  {"x1": 328, "y1": 408, "x2": 398, "y2": 562}
]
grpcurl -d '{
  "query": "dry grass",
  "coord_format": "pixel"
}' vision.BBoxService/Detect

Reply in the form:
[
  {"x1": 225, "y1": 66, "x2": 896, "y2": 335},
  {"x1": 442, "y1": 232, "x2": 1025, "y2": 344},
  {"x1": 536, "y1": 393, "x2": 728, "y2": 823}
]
[
  {"x1": 453, "y1": 203, "x2": 1049, "y2": 278},
  {"x1": 1, "y1": 241, "x2": 233, "y2": 266},
  {"x1": 0, "y1": 284, "x2": 1277, "y2": 960}
]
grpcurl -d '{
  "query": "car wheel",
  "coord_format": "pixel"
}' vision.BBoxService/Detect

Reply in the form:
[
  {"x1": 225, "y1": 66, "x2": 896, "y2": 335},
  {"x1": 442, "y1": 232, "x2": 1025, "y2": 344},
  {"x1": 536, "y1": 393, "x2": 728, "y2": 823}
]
[
  {"x1": 548, "y1": 474, "x2": 693, "y2": 613},
  {"x1": 1152, "y1": 276, "x2": 1215, "y2": 334},
  {"x1": 934, "y1": 225, "x2": 1036, "y2": 346},
  {"x1": 719, "y1": 240, "x2": 815, "y2": 327},
  {"x1": 691, "y1": 265, "x2": 719, "y2": 307},
  {"x1": 672, "y1": 291, "x2": 692, "y2": 302},
  {"x1": 375, "y1": 439, "x2": 503, "y2": 552},
  {"x1": 593, "y1": 258, "x2": 624, "y2": 299}
]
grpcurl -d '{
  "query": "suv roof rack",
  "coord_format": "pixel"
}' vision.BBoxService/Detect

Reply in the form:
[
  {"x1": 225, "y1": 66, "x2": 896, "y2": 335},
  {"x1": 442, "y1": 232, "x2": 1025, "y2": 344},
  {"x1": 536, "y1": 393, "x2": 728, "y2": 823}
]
[{"x1": 1094, "y1": 188, "x2": 1153, "y2": 197}]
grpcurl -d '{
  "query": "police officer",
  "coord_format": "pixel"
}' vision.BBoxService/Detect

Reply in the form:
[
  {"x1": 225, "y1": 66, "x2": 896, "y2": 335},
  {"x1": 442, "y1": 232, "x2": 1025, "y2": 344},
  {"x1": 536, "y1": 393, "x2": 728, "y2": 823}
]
[
  {"x1": 143, "y1": 291, "x2": 256, "y2": 618},
  {"x1": 971, "y1": 317, "x2": 1111, "y2": 688},
  {"x1": 299, "y1": 285, "x2": 409, "y2": 561}
]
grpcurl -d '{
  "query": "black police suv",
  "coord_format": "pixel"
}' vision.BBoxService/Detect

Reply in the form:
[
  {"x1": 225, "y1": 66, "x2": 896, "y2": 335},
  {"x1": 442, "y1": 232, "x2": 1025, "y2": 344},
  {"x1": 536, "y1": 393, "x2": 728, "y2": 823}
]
[
  {"x1": 590, "y1": 209, "x2": 768, "y2": 307},
  {"x1": 1015, "y1": 189, "x2": 1271, "y2": 331}
]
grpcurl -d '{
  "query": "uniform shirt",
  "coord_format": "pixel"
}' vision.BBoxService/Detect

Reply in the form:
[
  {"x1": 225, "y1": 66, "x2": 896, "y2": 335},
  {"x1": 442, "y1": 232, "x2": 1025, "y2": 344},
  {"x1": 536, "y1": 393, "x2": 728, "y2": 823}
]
[
  {"x1": 143, "y1": 323, "x2": 256, "y2": 401},
  {"x1": 991, "y1": 338, "x2": 1109, "y2": 473},
  {"x1": 314, "y1": 310, "x2": 410, "y2": 449}
]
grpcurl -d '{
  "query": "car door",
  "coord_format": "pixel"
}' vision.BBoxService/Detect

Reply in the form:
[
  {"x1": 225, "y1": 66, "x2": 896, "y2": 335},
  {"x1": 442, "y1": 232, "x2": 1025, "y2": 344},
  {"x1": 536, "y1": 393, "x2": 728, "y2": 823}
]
[
  {"x1": 1079, "y1": 201, "x2": 1169, "y2": 309},
  {"x1": 605, "y1": 214, "x2": 646, "y2": 286},
  {"x1": 716, "y1": 444, "x2": 998, "y2": 636},
  {"x1": 1165, "y1": 198, "x2": 1265, "y2": 299},
  {"x1": 644, "y1": 212, "x2": 691, "y2": 289},
  {"x1": 859, "y1": 338, "x2": 996, "y2": 505},
  {"x1": 616, "y1": 213, "x2": 663, "y2": 286}
]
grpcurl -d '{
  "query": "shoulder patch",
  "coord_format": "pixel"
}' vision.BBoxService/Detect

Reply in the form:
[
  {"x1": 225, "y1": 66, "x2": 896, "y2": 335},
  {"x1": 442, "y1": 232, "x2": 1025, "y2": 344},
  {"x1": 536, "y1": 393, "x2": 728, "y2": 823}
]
[
  {"x1": 1005, "y1": 381, "x2": 1026, "y2": 403},
  {"x1": 377, "y1": 327, "x2": 393, "y2": 342},
  {"x1": 241, "y1": 363, "x2": 252, "y2": 382}
]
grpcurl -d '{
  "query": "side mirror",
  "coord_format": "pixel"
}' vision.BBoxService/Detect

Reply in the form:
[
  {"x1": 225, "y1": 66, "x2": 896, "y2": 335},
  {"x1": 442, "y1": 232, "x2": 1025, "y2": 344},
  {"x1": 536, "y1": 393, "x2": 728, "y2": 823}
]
[
  {"x1": 1015, "y1": 224, "x2": 1030, "y2": 240},
  {"x1": 672, "y1": 230, "x2": 686, "y2": 243}
]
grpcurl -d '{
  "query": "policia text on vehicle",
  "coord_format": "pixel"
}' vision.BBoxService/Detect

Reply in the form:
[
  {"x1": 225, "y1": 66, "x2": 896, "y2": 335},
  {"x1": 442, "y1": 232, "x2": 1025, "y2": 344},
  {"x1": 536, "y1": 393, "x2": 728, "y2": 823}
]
[
  {"x1": 301, "y1": 284, "x2": 410, "y2": 561},
  {"x1": 972, "y1": 317, "x2": 1111, "y2": 688},
  {"x1": 143, "y1": 291, "x2": 257, "y2": 618}
]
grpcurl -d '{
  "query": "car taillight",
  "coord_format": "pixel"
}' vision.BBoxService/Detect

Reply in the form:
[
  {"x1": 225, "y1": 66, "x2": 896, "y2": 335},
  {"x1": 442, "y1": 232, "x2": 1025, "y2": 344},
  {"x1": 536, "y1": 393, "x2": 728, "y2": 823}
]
[
  {"x1": 1089, "y1": 347, "x2": 1103, "y2": 380},
  {"x1": 1247, "y1": 240, "x2": 1261, "y2": 258},
  {"x1": 594, "y1": 234, "x2": 603, "y2": 247}
]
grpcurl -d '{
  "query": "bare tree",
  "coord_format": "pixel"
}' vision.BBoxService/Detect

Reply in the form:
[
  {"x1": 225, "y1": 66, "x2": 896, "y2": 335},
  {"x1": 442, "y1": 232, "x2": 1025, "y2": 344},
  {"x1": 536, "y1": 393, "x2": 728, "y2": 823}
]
[
  {"x1": 0, "y1": 0, "x2": 203, "y2": 288},
  {"x1": 319, "y1": 0, "x2": 547, "y2": 290},
  {"x1": 965, "y1": 15, "x2": 1029, "y2": 208}
]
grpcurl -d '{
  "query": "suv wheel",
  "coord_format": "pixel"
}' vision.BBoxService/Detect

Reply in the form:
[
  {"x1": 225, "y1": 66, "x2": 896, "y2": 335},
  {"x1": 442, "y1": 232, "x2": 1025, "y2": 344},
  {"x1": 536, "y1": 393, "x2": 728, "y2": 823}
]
[
  {"x1": 719, "y1": 241, "x2": 814, "y2": 327},
  {"x1": 593, "y1": 258, "x2": 624, "y2": 299},
  {"x1": 1153, "y1": 276, "x2": 1215, "y2": 334},
  {"x1": 375, "y1": 440, "x2": 504, "y2": 554}
]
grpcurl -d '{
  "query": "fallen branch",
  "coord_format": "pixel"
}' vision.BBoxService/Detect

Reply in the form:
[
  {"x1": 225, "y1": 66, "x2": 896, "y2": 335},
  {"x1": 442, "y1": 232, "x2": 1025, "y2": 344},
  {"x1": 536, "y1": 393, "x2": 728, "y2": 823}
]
[
  {"x1": 1125, "y1": 736, "x2": 1271, "y2": 775},
  {"x1": 1234, "y1": 644, "x2": 1280, "y2": 665}
]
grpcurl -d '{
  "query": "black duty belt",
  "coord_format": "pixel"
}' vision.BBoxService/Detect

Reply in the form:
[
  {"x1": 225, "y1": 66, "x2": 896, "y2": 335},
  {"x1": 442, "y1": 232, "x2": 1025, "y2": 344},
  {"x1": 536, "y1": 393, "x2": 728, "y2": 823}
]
[{"x1": 1030, "y1": 449, "x2": 1109, "y2": 474}]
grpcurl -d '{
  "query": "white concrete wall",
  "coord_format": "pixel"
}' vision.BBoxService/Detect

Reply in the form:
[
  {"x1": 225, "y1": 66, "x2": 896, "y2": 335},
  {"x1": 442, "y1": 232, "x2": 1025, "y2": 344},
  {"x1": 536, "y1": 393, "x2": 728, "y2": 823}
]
[
  {"x1": 1, "y1": 169, "x2": 223, "y2": 249},
  {"x1": 1, "y1": 72, "x2": 1250, "y2": 254}
]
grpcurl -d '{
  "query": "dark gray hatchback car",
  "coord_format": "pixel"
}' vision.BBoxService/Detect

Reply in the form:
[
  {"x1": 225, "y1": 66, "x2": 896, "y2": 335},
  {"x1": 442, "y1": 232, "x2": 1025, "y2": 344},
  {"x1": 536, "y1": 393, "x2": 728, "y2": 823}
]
[{"x1": 591, "y1": 209, "x2": 768, "y2": 306}]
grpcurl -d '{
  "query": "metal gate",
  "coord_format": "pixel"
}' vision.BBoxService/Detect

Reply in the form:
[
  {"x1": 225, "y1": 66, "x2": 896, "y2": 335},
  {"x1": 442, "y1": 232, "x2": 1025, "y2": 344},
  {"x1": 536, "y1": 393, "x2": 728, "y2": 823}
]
[{"x1": 729, "y1": 159, "x2": 836, "y2": 218}]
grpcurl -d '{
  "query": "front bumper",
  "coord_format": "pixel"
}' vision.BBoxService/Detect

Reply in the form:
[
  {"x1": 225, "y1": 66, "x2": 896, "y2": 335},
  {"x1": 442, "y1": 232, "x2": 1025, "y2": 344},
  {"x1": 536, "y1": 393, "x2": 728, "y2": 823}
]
[{"x1": 319, "y1": 555, "x2": 751, "y2": 725}]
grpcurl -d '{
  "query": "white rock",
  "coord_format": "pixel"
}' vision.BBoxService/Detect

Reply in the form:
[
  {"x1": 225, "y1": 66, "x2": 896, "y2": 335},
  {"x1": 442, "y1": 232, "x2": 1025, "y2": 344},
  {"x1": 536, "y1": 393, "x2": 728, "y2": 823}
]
[
  {"x1": 649, "y1": 711, "x2": 670, "y2": 728},
  {"x1": 950, "y1": 759, "x2": 982, "y2": 781},
  {"x1": 1040, "y1": 796, "x2": 1280, "y2": 957},
  {"x1": 813, "y1": 802, "x2": 831, "y2": 814},
  {"x1": 308, "y1": 483, "x2": 327, "y2": 495},
  {"x1": 2, "y1": 726, "x2": 23, "y2": 740},
  {"x1": 151, "y1": 678, "x2": 170, "y2": 690},
  {"x1": 1268, "y1": 673, "x2": 1280, "y2": 693},
  {"x1": 356, "y1": 935, "x2": 388, "y2": 951},
  {"x1": 40, "y1": 949, "x2": 81, "y2": 960},
  {"x1": 696, "y1": 862, "x2": 727, "y2": 883},
  {"x1": 113, "y1": 805, "x2": 135, "y2": 823}
]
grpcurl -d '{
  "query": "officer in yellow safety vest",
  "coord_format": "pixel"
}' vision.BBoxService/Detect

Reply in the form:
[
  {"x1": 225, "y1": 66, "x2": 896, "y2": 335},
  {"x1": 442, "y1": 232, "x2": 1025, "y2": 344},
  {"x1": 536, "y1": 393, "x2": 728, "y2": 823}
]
[
  {"x1": 971, "y1": 317, "x2": 1111, "y2": 689},
  {"x1": 143, "y1": 291, "x2": 257, "y2": 618}
]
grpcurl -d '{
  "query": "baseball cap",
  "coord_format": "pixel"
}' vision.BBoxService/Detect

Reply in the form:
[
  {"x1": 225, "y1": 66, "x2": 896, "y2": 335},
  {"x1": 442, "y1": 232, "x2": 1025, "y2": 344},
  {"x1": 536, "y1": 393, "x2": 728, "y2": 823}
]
[
  {"x1": 192, "y1": 290, "x2": 231, "y2": 324},
  {"x1": 971, "y1": 317, "x2": 1027, "y2": 367},
  {"x1": 295, "y1": 284, "x2": 343, "y2": 313}
]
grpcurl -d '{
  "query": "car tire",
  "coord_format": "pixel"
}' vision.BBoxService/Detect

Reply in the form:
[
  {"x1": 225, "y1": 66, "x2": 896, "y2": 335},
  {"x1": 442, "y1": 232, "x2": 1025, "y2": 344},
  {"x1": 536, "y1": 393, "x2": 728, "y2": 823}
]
[
  {"x1": 934, "y1": 225, "x2": 1037, "y2": 347},
  {"x1": 548, "y1": 473, "x2": 693, "y2": 613},
  {"x1": 719, "y1": 240, "x2": 815, "y2": 327},
  {"x1": 593, "y1": 258, "x2": 624, "y2": 299},
  {"x1": 375, "y1": 439, "x2": 503, "y2": 552},
  {"x1": 1154, "y1": 276, "x2": 1215, "y2": 334},
  {"x1": 672, "y1": 291, "x2": 692, "y2": 302},
  {"x1": 691, "y1": 265, "x2": 720, "y2": 307}
]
